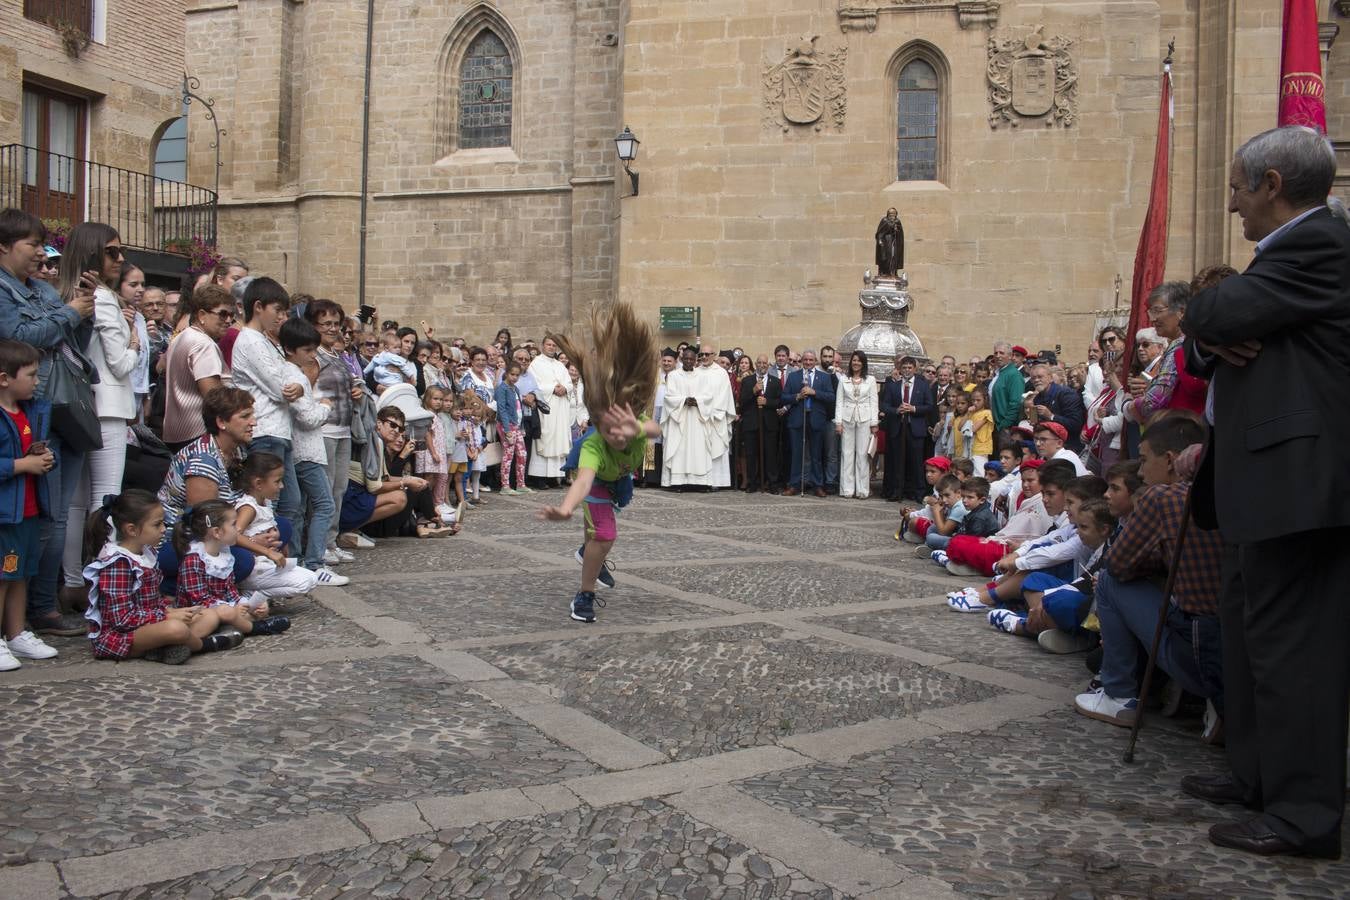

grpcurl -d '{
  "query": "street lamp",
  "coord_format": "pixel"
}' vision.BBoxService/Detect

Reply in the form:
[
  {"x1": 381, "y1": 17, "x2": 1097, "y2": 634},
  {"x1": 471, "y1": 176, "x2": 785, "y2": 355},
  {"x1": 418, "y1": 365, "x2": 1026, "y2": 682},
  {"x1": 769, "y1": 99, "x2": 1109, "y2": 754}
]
[{"x1": 615, "y1": 125, "x2": 639, "y2": 197}]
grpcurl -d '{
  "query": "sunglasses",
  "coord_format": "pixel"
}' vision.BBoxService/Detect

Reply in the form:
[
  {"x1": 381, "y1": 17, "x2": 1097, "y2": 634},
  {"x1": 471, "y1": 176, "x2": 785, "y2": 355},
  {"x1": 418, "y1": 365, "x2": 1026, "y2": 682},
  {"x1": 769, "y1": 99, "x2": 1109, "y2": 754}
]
[
  {"x1": 39, "y1": 259, "x2": 59, "y2": 271},
  {"x1": 104, "y1": 246, "x2": 123, "y2": 261},
  {"x1": 697, "y1": 352, "x2": 714, "y2": 359},
  {"x1": 381, "y1": 421, "x2": 405, "y2": 433},
  {"x1": 208, "y1": 309, "x2": 236, "y2": 322},
  {"x1": 361, "y1": 341, "x2": 379, "y2": 348}
]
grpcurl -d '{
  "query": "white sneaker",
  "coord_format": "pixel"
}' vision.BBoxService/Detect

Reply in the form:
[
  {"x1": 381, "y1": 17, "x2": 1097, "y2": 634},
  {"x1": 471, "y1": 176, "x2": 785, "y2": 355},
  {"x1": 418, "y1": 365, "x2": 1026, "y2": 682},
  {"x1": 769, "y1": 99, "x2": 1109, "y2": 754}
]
[
  {"x1": 314, "y1": 567, "x2": 350, "y2": 587},
  {"x1": 479, "y1": 485, "x2": 492, "y2": 493},
  {"x1": 1074, "y1": 687, "x2": 1138, "y2": 727},
  {"x1": 0, "y1": 639, "x2": 20, "y2": 671},
  {"x1": 322, "y1": 549, "x2": 344, "y2": 566},
  {"x1": 333, "y1": 548, "x2": 355, "y2": 562},
  {"x1": 7, "y1": 630, "x2": 58, "y2": 660},
  {"x1": 353, "y1": 533, "x2": 375, "y2": 549}
]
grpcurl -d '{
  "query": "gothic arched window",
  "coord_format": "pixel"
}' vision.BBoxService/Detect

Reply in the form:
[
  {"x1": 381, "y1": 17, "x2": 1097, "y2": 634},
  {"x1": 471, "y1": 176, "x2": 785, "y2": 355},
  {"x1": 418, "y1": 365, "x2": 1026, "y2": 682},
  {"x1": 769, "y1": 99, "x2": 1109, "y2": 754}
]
[
  {"x1": 896, "y1": 58, "x2": 939, "y2": 182},
  {"x1": 458, "y1": 30, "x2": 513, "y2": 150}
]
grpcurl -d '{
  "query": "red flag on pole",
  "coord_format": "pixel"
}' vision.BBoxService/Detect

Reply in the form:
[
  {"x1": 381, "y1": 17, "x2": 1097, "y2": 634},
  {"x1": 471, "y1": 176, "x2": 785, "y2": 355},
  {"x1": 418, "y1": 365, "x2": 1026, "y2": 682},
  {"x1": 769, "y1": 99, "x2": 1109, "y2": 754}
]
[
  {"x1": 1278, "y1": 0, "x2": 1327, "y2": 132},
  {"x1": 1122, "y1": 54, "x2": 1173, "y2": 377}
]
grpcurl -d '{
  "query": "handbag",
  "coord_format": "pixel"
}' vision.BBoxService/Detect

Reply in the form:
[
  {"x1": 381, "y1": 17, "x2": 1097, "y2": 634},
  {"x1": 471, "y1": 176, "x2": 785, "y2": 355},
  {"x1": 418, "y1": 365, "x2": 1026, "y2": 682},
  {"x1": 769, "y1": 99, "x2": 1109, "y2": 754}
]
[
  {"x1": 479, "y1": 441, "x2": 503, "y2": 467},
  {"x1": 46, "y1": 342, "x2": 103, "y2": 450}
]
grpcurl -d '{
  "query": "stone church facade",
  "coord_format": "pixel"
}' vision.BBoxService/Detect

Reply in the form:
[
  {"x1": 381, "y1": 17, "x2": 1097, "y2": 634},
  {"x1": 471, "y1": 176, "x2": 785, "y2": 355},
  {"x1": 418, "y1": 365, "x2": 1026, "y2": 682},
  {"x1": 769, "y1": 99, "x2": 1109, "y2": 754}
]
[{"x1": 185, "y1": 0, "x2": 1349, "y2": 358}]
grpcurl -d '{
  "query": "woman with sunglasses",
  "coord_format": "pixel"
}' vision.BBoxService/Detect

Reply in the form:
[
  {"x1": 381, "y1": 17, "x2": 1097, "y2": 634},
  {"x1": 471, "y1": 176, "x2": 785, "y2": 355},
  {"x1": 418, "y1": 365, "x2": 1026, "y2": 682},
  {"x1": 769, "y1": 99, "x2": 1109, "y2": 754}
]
[
  {"x1": 0, "y1": 209, "x2": 98, "y2": 636},
  {"x1": 58, "y1": 223, "x2": 142, "y2": 613},
  {"x1": 161, "y1": 285, "x2": 232, "y2": 450}
]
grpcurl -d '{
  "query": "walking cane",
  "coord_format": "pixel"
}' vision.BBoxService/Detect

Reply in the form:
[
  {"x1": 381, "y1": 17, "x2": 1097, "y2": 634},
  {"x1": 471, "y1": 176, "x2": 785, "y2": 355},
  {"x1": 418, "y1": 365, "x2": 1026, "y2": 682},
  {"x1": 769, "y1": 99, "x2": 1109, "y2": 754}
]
[{"x1": 1123, "y1": 480, "x2": 1195, "y2": 763}]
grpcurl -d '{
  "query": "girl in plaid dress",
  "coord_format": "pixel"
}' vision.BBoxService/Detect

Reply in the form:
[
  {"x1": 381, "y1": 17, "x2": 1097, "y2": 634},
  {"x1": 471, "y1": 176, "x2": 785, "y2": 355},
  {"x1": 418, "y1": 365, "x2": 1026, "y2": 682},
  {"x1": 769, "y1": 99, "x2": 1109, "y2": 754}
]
[
  {"x1": 82, "y1": 490, "x2": 236, "y2": 665},
  {"x1": 173, "y1": 499, "x2": 290, "y2": 637}
]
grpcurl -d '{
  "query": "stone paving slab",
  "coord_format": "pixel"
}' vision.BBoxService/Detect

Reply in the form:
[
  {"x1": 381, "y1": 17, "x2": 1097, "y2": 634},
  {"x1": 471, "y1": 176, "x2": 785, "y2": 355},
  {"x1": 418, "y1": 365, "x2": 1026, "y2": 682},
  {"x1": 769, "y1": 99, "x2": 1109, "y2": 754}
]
[
  {"x1": 707, "y1": 524, "x2": 902, "y2": 555},
  {"x1": 816, "y1": 604, "x2": 1091, "y2": 687},
  {"x1": 479, "y1": 623, "x2": 1004, "y2": 760},
  {"x1": 343, "y1": 570, "x2": 709, "y2": 638},
  {"x1": 336, "y1": 537, "x2": 510, "y2": 575},
  {"x1": 639, "y1": 560, "x2": 945, "y2": 611},
  {"x1": 738, "y1": 709, "x2": 1350, "y2": 898},
  {"x1": 525, "y1": 530, "x2": 749, "y2": 564},
  {"x1": 95, "y1": 800, "x2": 846, "y2": 900},
  {"x1": 0, "y1": 656, "x2": 598, "y2": 865}
]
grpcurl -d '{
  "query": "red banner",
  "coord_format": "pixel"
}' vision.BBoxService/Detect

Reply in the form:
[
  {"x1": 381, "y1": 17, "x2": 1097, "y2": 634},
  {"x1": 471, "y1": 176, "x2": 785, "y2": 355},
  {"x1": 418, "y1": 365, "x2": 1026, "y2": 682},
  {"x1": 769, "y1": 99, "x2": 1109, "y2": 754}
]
[
  {"x1": 1123, "y1": 65, "x2": 1173, "y2": 377},
  {"x1": 1278, "y1": 0, "x2": 1327, "y2": 132}
]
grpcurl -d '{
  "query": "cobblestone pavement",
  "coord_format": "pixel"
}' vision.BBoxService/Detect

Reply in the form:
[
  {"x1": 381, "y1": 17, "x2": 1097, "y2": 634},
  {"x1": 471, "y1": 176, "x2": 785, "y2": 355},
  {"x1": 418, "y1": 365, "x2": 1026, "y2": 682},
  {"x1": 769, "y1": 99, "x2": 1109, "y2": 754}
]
[{"x1": 0, "y1": 487, "x2": 1345, "y2": 898}]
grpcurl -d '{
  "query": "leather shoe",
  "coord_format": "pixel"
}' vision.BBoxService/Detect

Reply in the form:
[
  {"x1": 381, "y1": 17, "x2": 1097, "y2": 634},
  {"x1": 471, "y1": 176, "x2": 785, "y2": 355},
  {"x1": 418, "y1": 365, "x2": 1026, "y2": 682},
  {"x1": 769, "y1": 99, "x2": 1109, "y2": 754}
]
[
  {"x1": 813, "y1": 487, "x2": 827, "y2": 497},
  {"x1": 782, "y1": 487, "x2": 799, "y2": 497},
  {"x1": 1180, "y1": 774, "x2": 1248, "y2": 807},
  {"x1": 1209, "y1": 817, "x2": 1341, "y2": 859}
]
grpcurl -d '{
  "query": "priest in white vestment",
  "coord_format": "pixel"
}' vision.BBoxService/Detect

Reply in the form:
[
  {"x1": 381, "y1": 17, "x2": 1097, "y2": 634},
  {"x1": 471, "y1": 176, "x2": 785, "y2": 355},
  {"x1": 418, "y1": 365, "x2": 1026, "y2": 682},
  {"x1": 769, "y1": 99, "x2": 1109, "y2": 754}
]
[
  {"x1": 662, "y1": 345, "x2": 737, "y2": 487},
  {"x1": 526, "y1": 336, "x2": 573, "y2": 481}
]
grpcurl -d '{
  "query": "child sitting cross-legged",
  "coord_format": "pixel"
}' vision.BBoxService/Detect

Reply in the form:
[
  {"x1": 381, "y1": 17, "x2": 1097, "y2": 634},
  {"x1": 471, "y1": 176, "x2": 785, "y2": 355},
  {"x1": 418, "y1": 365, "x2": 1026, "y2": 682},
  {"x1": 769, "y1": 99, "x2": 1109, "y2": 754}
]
[
  {"x1": 945, "y1": 460, "x2": 1083, "y2": 608},
  {"x1": 984, "y1": 499, "x2": 1117, "y2": 651},
  {"x1": 896, "y1": 456, "x2": 952, "y2": 543},
  {"x1": 911, "y1": 474, "x2": 964, "y2": 558},
  {"x1": 926, "y1": 476, "x2": 1000, "y2": 560},
  {"x1": 83, "y1": 491, "x2": 240, "y2": 664},
  {"x1": 172, "y1": 499, "x2": 291, "y2": 638}
]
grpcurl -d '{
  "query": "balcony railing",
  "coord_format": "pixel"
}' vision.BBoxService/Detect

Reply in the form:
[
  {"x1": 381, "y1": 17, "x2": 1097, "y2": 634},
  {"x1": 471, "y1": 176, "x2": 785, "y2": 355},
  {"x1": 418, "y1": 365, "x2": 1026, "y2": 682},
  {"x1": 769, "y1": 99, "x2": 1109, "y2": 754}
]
[{"x1": 0, "y1": 143, "x2": 217, "y2": 254}]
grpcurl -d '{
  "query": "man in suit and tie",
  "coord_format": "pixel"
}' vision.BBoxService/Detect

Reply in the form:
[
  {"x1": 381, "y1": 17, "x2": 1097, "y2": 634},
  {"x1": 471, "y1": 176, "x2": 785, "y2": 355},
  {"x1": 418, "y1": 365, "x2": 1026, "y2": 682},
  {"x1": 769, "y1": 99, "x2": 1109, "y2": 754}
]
[
  {"x1": 740, "y1": 353, "x2": 782, "y2": 492},
  {"x1": 879, "y1": 355, "x2": 933, "y2": 502},
  {"x1": 1178, "y1": 126, "x2": 1350, "y2": 859},
  {"x1": 779, "y1": 349, "x2": 835, "y2": 497},
  {"x1": 1029, "y1": 363, "x2": 1087, "y2": 452},
  {"x1": 769, "y1": 344, "x2": 794, "y2": 491}
]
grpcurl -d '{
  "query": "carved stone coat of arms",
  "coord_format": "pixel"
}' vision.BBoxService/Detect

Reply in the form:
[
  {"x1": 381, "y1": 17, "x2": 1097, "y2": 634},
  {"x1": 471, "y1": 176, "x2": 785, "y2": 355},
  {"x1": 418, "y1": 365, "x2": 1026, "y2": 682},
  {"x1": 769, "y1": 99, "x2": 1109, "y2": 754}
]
[
  {"x1": 764, "y1": 36, "x2": 848, "y2": 130},
  {"x1": 987, "y1": 26, "x2": 1078, "y2": 128}
]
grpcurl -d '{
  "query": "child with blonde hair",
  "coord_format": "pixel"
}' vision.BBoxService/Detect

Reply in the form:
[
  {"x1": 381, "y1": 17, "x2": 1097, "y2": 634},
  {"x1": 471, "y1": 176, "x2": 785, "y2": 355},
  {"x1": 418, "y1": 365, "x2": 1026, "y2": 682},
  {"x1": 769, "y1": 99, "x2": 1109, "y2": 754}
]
[{"x1": 417, "y1": 387, "x2": 451, "y2": 518}]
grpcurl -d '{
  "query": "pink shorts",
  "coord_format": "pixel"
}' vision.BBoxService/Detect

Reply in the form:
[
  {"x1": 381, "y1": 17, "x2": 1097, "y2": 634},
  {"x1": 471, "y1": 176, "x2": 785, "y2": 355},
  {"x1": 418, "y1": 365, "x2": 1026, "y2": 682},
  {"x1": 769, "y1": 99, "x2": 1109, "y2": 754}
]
[{"x1": 583, "y1": 486, "x2": 618, "y2": 542}]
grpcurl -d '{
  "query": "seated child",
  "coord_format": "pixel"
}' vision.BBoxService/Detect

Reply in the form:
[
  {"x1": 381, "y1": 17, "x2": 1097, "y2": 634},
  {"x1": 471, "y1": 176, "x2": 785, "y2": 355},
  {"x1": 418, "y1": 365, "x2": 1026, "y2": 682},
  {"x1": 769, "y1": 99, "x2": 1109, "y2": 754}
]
[
  {"x1": 985, "y1": 499, "x2": 1116, "y2": 645},
  {"x1": 173, "y1": 499, "x2": 290, "y2": 636},
  {"x1": 896, "y1": 456, "x2": 952, "y2": 543},
  {"x1": 947, "y1": 466, "x2": 1104, "y2": 612},
  {"x1": 990, "y1": 444, "x2": 1028, "y2": 519},
  {"x1": 83, "y1": 490, "x2": 239, "y2": 664},
  {"x1": 943, "y1": 458, "x2": 1050, "y2": 577},
  {"x1": 363, "y1": 332, "x2": 417, "y2": 391},
  {"x1": 913, "y1": 474, "x2": 965, "y2": 556},
  {"x1": 232, "y1": 453, "x2": 320, "y2": 604},
  {"x1": 950, "y1": 457, "x2": 975, "y2": 483},
  {"x1": 928, "y1": 476, "x2": 999, "y2": 560}
]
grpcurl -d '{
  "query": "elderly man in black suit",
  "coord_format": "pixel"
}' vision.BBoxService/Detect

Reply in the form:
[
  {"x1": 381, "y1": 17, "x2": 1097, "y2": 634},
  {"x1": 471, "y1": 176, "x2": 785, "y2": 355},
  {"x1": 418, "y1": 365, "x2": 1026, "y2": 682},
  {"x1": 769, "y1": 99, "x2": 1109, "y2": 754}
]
[
  {"x1": 1178, "y1": 126, "x2": 1350, "y2": 859},
  {"x1": 1028, "y1": 363, "x2": 1087, "y2": 452},
  {"x1": 739, "y1": 353, "x2": 782, "y2": 492},
  {"x1": 879, "y1": 355, "x2": 933, "y2": 502}
]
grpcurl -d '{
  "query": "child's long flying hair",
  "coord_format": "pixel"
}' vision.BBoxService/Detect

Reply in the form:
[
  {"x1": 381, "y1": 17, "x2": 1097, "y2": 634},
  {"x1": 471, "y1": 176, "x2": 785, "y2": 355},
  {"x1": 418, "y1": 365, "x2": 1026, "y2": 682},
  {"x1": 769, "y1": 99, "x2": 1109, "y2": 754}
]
[{"x1": 553, "y1": 302, "x2": 658, "y2": 425}]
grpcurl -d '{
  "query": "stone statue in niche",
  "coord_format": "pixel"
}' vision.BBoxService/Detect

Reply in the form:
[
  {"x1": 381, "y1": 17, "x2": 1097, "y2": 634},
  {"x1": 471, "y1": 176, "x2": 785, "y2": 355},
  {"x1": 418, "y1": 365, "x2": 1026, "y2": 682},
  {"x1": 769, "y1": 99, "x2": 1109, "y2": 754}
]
[
  {"x1": 875, "y1": 207, "x2": 904, "y2": 277},
  {"x1": 987, "y1": 25, "x2": 1078, "y2": 128},
  {"x1": 763, "y1": 36, "x2": 848, "y2": 131}
]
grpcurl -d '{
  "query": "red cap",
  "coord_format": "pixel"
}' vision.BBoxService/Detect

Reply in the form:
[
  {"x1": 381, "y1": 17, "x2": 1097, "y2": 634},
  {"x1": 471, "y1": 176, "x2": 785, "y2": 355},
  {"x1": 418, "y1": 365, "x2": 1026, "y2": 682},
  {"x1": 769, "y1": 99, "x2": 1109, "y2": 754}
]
[
  {"x1": 1020, "y1": 458, "x2": 1045, "y2": 470},
  {"x1": 1034, "y1": 421, "x2": 1069, "y2": 441},
  {"x1": 1011, "y1": 345, "x2": 1030, "y2": 357},
  {"x1": 924, "y1": 456, "x2": 952, "y2": 471},
  {"x1": 1009, "y1": 425, "x2": 1035, "y2": 439}
]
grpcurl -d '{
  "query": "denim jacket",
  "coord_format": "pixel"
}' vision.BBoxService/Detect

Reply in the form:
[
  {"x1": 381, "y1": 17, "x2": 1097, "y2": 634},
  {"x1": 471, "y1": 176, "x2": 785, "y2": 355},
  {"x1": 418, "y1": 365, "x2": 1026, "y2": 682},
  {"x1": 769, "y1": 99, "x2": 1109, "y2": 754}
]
[
  {"x1": 495, "y1": 380, "x2": 521, "y2": 429},
  {"x1": 0, "y1": 268, "x2": 93, "y2": 400},
  {"x1": 0, "y1": 397, "x2": 53, "y2": 524}
]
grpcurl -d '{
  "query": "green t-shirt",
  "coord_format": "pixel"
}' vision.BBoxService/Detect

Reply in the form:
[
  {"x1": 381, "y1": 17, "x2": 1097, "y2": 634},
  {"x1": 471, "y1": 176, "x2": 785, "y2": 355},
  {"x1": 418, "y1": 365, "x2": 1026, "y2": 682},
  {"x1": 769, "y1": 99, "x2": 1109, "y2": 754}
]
[{"x1": 577, "y1": 426, "x2": 647, "y2": 483}]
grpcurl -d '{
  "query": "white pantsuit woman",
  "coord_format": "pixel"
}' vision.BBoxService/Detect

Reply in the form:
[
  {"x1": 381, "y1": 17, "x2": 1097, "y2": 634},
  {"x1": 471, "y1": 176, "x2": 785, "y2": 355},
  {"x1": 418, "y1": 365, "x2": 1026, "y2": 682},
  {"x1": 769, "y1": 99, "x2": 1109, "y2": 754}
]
[{"x1": 834, "y1": 351, "x2": 879, "y2": 499}]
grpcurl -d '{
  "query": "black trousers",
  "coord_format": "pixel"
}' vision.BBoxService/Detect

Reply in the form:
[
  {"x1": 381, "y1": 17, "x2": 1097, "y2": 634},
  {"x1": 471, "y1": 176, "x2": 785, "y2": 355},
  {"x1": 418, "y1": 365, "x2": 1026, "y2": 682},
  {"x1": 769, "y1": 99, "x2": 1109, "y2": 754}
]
[
  {"x1": 742, "y1": 427, "x2": 779, "y2": 490},
  {"x1": 882, "y1": 428, "x2": 903, "y2": 499},
  {"x1": 1221, "y1": 527, "x2": 1350, "y2": 850}
]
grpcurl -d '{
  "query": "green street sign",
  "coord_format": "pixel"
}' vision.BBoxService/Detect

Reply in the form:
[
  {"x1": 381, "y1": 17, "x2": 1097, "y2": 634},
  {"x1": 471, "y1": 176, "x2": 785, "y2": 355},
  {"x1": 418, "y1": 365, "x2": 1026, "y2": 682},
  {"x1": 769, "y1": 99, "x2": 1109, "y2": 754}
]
[{"x1": 660, "y1": 306, "x2": 699, "y2": 331}]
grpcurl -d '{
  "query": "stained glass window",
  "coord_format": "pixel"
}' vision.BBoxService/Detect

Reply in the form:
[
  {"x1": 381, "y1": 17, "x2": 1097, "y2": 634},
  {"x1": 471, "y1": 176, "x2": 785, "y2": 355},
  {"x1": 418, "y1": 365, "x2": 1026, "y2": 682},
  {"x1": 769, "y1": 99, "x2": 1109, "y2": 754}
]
[
  {"x1": 896, "y1": 59, "x2": 939, "y2": 181},
  {"x1": 458, "y1": 30, "x2": 513, "y2": 149}
]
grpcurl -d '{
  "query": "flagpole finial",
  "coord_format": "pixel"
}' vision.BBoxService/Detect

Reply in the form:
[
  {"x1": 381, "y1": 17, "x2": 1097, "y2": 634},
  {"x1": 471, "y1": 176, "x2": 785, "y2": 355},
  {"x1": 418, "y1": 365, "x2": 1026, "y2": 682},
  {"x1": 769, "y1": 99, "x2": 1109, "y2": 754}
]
[{"x1": 1164, "y1": 38, "x2": 1175, "y2": 66}]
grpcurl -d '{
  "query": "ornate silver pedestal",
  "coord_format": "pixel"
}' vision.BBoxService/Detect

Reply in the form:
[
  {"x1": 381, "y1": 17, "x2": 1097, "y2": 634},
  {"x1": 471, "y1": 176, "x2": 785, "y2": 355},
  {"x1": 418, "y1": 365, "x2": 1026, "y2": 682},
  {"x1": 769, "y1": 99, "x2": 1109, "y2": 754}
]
[{"x1": 838, "y1": 273, "x2": 927, "y2": 380}]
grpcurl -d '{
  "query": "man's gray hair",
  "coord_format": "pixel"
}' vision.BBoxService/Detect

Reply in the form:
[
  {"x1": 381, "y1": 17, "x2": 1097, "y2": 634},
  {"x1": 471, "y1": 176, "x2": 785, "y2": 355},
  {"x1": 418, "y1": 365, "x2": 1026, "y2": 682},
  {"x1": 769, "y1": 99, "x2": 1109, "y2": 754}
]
[
  {"x1": 993, "y1": 340, "x2": 1012, "y2": 352},
  {"x1": 230, "y1": 275, "x2": 255, "y2": 303},
  {"x1": 1148, "y1": 280, "x2": 1192, "y2": 314},
  {"x1": 1236, "y1": 126, "x2": 1337, "y2": 207}
]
